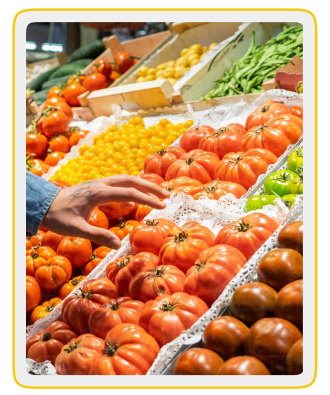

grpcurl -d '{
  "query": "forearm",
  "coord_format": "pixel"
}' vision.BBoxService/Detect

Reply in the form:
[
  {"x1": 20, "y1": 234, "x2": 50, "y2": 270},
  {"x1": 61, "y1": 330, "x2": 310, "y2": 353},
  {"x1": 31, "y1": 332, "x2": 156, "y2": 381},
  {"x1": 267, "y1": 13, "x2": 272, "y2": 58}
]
[{"x1": 26, "y1": 171, "x2": 60, "y2": 236}]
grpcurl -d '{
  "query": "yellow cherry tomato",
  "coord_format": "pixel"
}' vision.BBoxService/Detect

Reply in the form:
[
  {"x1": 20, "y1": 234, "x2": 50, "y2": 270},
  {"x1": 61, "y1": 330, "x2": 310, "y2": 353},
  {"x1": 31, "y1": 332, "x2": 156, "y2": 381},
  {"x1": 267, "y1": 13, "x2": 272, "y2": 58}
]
[
  {"x1": 181, "y1": 48, "x2": 189, "y2": 57},
  {"x1": 137, "y1": 66, "x2": 149, "y2": 77},
  {"x1": 209, "y1": 42, "x2": 218, "y2": 50}
]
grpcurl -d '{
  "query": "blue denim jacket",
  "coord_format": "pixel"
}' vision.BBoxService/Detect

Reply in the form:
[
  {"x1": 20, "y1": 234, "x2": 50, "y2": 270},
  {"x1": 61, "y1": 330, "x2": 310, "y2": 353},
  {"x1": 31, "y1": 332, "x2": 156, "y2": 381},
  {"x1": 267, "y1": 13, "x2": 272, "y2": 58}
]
[{"x1": 26, "y1": 171, "x2": 60, "y2": 236}]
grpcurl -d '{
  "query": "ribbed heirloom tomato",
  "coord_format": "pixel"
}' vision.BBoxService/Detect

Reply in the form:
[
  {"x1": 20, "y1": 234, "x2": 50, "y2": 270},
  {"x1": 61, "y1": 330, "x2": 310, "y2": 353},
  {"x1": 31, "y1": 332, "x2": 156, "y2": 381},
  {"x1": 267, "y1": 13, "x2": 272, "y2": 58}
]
[
  {"x1": 184, "y1": 245, "x2": 247, "y2": 306},
  {"x1": 88, "y1": 297, "x2": 144, "y2": 338},
  {"x1": 34, "y1": 255, "x2": 72, "y2": 290},
  {"x1": 137, "y1": 173, "x2": 165, "y2": 185},
  {"x1": 26, "y1": 133, "x2": 48, "y2": 157},
  {"x1": 106, "y1": 252, "x2": 160, "y2": 296},
  {"x1": 26, "y1": 245, "x2": 57, "y2": 276},
  {"x1": 26, "y1": 275, "x2": 42, "y2": 313},
  {"x1": 49, "y1": 135, "x2": 70, "y2": 153},
  {"x1": 57, "y1": 237, "x2": 92, "y2": 268},
  {"x1": 58, "y1": 275, "x2": 86, "y2": 300},
  {"x1": 159, "y1": 221, "x2": 215, "y2": 273},
  {"x1": 139, "y1": 292, "x2": 208, "y2": 347},
  {"x1": 144, "y1": 147, "x2": 185, "y2": 178},
  {"x1": 55, "y1": 324, "x2": 160, "y2": 375},
  {"x1": 199, "y1": 123, "x2": 246, "y2": 159},
  {"x1": 165, "y1": 151, "x2": 220, "y2": 184},
  {"x1": 99, "y1": 202, "x2": 136, "y2": 220},
  {"x1": 245, "y1": 100, "x2": 291, "y2": 130},
  {"x1": 216, "y1": 148, "x2": 277, "y2": 190},
  {"x1": 129, "y1": 218, "x2": 178, "y2": 255},
  {"x1": 83, "y1": 72, "x2": 108, "y2": 92},
  {"x1": 87, "y1": 207, "x2": 109, "y2": 229},
  {"x1": 180, "y1": 125, "x2": 215, "y2": 152},
  {"x1": 61, "y1": 278, "x2": 119, "y2": 335},
  {"x1": 160, "y1": 176, "x2": 202, "y2": 196},
  {"x1": 29, "y1": 229, "x2": 45, "y2": 247},
  {"x1": 131, "y1": 204, "x2": 154, "y2": 222},
  {"x1": 202, "y1": 316, "x2": 249, "y2": 360},
  {"x1": 41, "y1": 231, "x2": 65, "y2": 251},
  {"x1": 192, "y1": 180, "x2": 247, "y2": 200},
  {"x1": 129, "y1": 265, "x2": 186, "y2": 302},
  {"x1": 26, "y1": 321, "x2": 77, "y2": 365},
  {"x1": 243, "y1": 114, "x2": 303, "y2": 157},
  {"x1": 109, "y1": 219, "x2": 139, "y2": 240},
  {"x1": 82, "y1": 246, "x2": 112, "y2": 276},
  {"x1": 30, "y1": 297, "x2": 62, "y2": 325},
  {"x1": 215, "y1": 213, "x2": 279, "y2": 260}
]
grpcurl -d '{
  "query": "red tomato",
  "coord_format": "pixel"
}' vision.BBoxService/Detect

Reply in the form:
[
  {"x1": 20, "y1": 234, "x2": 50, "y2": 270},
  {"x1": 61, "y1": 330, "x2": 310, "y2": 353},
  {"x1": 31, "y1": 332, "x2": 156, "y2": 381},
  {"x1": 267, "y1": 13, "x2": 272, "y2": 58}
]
[
  {"x1": 44, "y1": 151, "x2": 65, "y2": 166},
  {"x1": 215, "y1": 213, "x2": 279, "y2": 260},
  {"x1": 63, "y1": 83, "x2": 87, "y2": 106},
  {"x1": 28, "y1": 159, "x2": 50, "y2": 177},
  {"x1": 131, "y1": 204, "x2": 153, "y2": 222},
  {"x1": 87, "y1": 207, "x2": 109, "y2": 229},
  {"x1": 26, "y1": 133, "x2": 48, "y2": 158},
  {"x1": 47, "y1": 86, "x2": 62, "y2": 99},
  {"x1": 49, "y1": 135, "x2": 70, "y2": 153},
  {"x1": 243, "y1": 114, "x2": 303, "y2": 157},
  {"x1": 57, "y1": 237, "x2": 92, "y2": 268},
  {"x1": 202, "y1": 316, "x2": 249, "y2": 360},
  {"x1": 44, "y1": 96, "x2": 66, "y2": 107},
  {"x1": 165, "y1": 151, "x2": 221, "y2": 184},
  {"x1": 159, "y1": 221, "x2": 215, "y2": 273},
  {"x1": 26, "y1": 275, "x2": 42, "y2": 313},
  {"x1": 92, "y1": 58, "x2": 113, "y2": 80},
  {"x1": 139, "y1": 292, "x2": 208, "y2": 347},
  {"x1": 61, "y1": 278, "x2": 119, "y2": 335},
  {"x1": 53, "y1": 102, "x2": 73, "y2": 123},
  {"x1": 26, "y1": 244, "x2": 57, "y2": 276},
  {"x1": 192, "y1": 180, "x2": 247, "y2": 200},
  {"x1": 109, "y1": 219, "x2": 139, "y2": 240},
  {"x1": 137, "y1": 173, "x2": 164, "y2": 185},
  {"x1": 218, "y1": 356, "x2": 271, "y2": 375},
  {"x1": 216, "y1": 148, "x2": 277, "y2": 190},
  {"x1": 180, "y1": 125, "x2": 215, "y2": 152},
  {"x1": 41, "y1": 231, "x2": 65, "y2": 251},
  {"x1": 106, "y1": 252, "x2": 160, "y2": 296},
  {"x1": 26, "y1": 321, "x2": 77, "y2": 365},
  {"x1": 68, "y1": 129, "x2": 89, "y2": 147},
  {"x1": 277, "y1": 220, "x2": 303, "y2": 255},
  {"x1": 199, "y1": 124, "x2": 246, "y2": 159},
  {"x1": 88, "y1": 297, "x2": 144, "y2": 338},
  {"x1": 58, "y1": 275, "x2": 86, "y2": 300},
  {"x1": 82, "y1": 246, "x2": 112, "y2": 276},
  {"x1": 129, "y1": 218, "x2": 178, "y2": 256},
  {"x1": 129, "y1": 265, "x2": 186, "y2": 302},
  {"x1": 42, "y1": 111, "x2": 70, "y2": 138},
  {"x1": 245, "y1": 100, "x2": 291, "y2": 130},
  {"x1": 29, "y1": 229, "x2": 45, "y2": 247},
  {"x1": 83, "y1": 72, "x2": 108, "y2": 92},
  {"x1": 244, "y1": 317, "x2": 302, "y2": 374},
  {"x1": 173, "y1": 348, "x2": 224, "y2": 375},
  {"x1": 286, "y1": 338, "x2": 303, "y2": 375},
  {"x1": 99, "y1": 202, "x2": 136, "y2": 220},
  {"x1": 184, "y1": 245, "x2": 247, "y2": 306},
  {"x1": 144, "y1": 149, "x2": 181, "y2": 178},
  {"x1": 290, "y1": 106, "x2": 303, "y2": 120},
  {"x1": 115, "y1": 51, "x2": 135, "y2": 74}
]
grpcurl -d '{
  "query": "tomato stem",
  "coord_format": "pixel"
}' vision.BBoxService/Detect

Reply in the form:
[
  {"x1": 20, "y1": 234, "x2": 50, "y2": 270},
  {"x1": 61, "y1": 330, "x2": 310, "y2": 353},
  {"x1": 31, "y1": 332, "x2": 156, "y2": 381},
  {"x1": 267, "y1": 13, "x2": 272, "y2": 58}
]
[
  {"x1": 42, "y1": 332, "x2": 52, "y2": 342},
  {"x1": 64, "y1": 342, "x2": 79, "y2": 354},
  {"x1": 146, "y1": 220, "x2": 159, "y2": 227},
  {"x1": 174, "y1": 231, "x2": 188, "y2": 244},
  {"x1": 103, "y1": 341, "x2": 119, "y2": 357}
]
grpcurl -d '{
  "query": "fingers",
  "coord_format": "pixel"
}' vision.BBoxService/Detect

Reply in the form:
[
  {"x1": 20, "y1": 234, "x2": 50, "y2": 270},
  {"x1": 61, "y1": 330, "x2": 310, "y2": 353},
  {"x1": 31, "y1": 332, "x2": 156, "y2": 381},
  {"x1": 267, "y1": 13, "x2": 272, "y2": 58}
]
[
  {"x1": 79, "y1": 223, "x2": 122, "y2": 250},
  {"x1": 96, "y1": 186, "x2": 167, "y2": 209},
  {"x1": 103, "y1": 175, "x2": 170, "y2": 200}
]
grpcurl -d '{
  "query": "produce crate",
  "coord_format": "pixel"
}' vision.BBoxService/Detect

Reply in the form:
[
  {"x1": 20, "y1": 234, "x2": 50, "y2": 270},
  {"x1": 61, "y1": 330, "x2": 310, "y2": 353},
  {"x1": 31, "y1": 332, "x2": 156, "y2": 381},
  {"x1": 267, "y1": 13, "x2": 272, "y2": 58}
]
[
  {"x1": 179, "y1": 22, "x2": 301, "y2": 102},
  {"x1": 114, "y1": 22, "x2": 242, "y2": 88}
]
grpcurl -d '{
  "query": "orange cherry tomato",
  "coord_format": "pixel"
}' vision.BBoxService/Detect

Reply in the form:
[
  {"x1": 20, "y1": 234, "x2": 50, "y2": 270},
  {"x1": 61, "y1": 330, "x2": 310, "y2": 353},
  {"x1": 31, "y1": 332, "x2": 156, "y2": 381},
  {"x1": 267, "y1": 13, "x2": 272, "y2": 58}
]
[
  {"x1": 290, "y1": 106, "x2": 303, "y2": 120},
  {"x1": 26, "y1": 133, "x2": 49, "y2": 158},
  {"x1": 44, "y1": 96, "x2": 66, "y2": 107},
  {"x1": 92, "y1": 58, "x2": 113, "y2": 80},
  {"x1": 63, "y1": 83, "x2": 87, "y2": 106},
  {"x1": 49, "y1": 135, "x2": 70, "y2": 153},
  {"x1": 47, "y1": 86, "x2": 62, "y2": 99},
  {"x1": 44, "y1": 151, "x2": 65, "y2": 166},
  {"x1": 53, "y1": 102, "x2": 73, "y2": 123},
  {"x1": 68, "y1": 129, "x2": 89, "y2": 147}
]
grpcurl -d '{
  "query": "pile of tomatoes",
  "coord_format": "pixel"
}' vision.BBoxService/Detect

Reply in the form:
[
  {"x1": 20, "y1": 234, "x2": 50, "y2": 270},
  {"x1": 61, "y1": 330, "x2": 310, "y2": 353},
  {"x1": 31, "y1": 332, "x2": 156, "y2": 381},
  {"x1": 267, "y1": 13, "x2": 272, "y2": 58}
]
[
  {"x1": 173, "y1": 220, "x2": 303, "y2": 375},
  {"x1": 26, "y1": 204, "x2": 282, "y2": 375}
]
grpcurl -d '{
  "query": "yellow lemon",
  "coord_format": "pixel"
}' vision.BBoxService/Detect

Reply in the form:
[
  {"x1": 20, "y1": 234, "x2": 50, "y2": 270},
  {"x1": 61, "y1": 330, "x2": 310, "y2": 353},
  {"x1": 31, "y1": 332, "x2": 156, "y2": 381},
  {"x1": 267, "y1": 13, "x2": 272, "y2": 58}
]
[
  {"x1": 174, "y1": 66, "x2": 188, "y2": 79},
  {"x1": 147, "y1": 68, "x2": 156, "y2": 75},
  {"x1": 189, "y1": 44, "x2": 203, "y2": 55},
  {"x1": 166, "y1": 60, "x2": 176, "y2": 68},
  {"x1": 180, "y1": 48, "x2": 189, "y2": 57},
  {"x1": 190, "y1": 58, "x2": 200, "y2": 66},
  {"x1": 163, "y1": 67, "x2": 175, "y2": 79},
  {"x1": 145, "y1": 74, "x2": 155, "y2": 81},
  {"x1": 175, "y1": 56, "x2": 189, "y2": 68},
  {"x1": 136, "y1": 76, "x2": 147, "y2": 83},
  {"x1": 156, "y1": 62, "x2": 168, "y2": 71},
  {"x1": 155, "y1": 69, "x2": 165, "y2": 78}
]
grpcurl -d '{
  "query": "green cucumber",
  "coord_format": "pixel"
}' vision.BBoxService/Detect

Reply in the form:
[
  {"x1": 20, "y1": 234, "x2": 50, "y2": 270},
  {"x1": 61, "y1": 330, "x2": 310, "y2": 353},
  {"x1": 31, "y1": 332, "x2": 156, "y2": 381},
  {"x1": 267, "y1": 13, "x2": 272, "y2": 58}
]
[
  {"x1": 69, "y1": 58, "x2": 94, "y2": 67},
  {"x1": 48, "y1": 63, "x2": 86, "y2": 80},
  {"x1": 41, "y1": 75, "x2": 71, "y2": 90},
  {"x1": 31, "y1": 89, "x2": 49, "y2": 106},
  {"x1": 26, "y1": 66, "x2": 60, "y2": 92},
  {"x1": 69, "y1": 40, "x2": 105, "y2": 63}
]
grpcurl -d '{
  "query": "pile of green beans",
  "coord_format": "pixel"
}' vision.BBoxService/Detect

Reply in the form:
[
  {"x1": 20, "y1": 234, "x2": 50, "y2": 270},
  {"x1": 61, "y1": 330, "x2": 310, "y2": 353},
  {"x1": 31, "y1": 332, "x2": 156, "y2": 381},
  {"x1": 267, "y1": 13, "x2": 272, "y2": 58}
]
[{"x1": 201, "y1": 25, "x2": 303, "y2": 100}]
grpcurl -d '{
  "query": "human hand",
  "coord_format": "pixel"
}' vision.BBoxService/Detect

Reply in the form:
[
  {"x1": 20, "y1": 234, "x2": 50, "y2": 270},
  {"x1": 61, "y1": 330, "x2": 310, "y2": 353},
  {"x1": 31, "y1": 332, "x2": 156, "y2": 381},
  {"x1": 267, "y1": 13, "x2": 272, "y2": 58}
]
[{"x1": 41, "y1": 175, "x2": 170, "y2": 249}]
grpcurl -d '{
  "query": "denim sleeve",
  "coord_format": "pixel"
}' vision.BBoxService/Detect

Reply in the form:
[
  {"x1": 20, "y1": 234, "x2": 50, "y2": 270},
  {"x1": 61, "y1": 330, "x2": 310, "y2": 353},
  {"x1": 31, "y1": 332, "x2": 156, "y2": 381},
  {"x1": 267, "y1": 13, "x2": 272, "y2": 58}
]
[{"x1": 26, "y1": 171, "x2": 60, "y2": 236}]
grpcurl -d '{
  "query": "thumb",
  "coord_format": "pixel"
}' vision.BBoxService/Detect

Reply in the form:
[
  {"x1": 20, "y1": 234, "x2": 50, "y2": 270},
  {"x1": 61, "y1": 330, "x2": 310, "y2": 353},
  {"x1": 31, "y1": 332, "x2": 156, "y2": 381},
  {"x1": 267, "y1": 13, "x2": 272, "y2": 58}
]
[{"x1": 81, "y1": 224, "x2": 122, "y2": 249}]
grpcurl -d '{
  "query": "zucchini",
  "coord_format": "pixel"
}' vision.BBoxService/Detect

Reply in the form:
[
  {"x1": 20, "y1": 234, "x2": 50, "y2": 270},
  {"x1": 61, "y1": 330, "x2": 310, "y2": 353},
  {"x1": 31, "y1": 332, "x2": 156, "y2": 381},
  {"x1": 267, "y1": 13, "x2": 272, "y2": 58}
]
[
  {"x1": 26, "y1": 66, "x2": 60, "y2": 92},
  {"x1": 69, "y1": 40, "x2": 105, "y2": 63},
  {"x1": 69, "y1": 58, "x2": 94, "y2": 67},
  {"x1": 31, "y1": 89, "x2": 49, "y2": 106},
  {"x1": 48, "y1": 63, "x2": 86, "y2": 80},
  {"x1": 41, "y1": 75, "x2": 71, "y2": 90}
]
